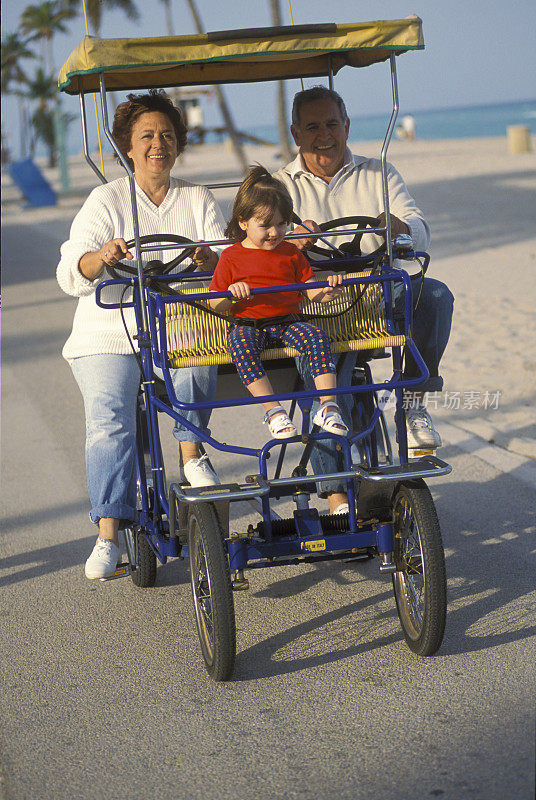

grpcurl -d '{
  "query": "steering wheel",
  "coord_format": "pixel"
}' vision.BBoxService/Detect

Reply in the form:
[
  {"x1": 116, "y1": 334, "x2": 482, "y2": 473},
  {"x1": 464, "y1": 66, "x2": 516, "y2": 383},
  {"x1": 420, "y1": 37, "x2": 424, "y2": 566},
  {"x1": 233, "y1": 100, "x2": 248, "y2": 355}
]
[
  {"x1": 110, "y1": 234, "x2": 198, "y2": 278},
  {"x1": 293, "y1": 214, "x2": 385, "y2": 260}
]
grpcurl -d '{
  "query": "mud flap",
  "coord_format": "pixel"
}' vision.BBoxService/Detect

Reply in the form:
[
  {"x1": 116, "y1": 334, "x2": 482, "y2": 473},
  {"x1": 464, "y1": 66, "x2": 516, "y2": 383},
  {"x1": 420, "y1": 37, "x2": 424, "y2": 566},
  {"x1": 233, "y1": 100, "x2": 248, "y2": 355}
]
[{"x1": 355, "y1": 479, "x2": 396, "y2": 521}]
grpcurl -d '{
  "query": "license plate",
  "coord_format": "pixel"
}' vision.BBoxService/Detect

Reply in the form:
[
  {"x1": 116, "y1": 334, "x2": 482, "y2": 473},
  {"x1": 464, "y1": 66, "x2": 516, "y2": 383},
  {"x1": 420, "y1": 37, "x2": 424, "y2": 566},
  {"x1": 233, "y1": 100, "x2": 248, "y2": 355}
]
[{"x1": 301, "y1": 539, "x2": 326, "y2": 552}]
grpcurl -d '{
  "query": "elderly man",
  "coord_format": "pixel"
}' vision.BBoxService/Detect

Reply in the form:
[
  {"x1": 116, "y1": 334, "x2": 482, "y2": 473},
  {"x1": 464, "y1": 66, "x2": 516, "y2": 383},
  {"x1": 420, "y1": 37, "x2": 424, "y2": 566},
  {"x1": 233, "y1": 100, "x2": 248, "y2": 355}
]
[{"x1": 274, "y1": 86, "x2": 453, "y2": 514}]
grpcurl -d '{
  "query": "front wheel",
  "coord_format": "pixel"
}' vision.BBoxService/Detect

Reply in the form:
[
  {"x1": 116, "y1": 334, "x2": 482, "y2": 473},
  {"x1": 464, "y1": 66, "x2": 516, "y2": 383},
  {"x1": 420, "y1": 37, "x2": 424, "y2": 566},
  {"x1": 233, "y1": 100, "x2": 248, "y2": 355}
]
[
  {"x1": 188, "y1": 503, "x2": 236, "y2": 681},
  {"x1": 392, "y1": 480, "x2": 446, "y2": 656}
]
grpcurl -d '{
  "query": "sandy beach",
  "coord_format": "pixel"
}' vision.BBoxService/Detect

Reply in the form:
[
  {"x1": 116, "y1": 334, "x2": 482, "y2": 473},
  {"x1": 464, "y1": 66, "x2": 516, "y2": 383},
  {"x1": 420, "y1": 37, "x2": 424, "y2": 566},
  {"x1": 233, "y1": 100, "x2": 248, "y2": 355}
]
[{"x1": 3, "y1": 133, "x2": 536, "y2": 460}]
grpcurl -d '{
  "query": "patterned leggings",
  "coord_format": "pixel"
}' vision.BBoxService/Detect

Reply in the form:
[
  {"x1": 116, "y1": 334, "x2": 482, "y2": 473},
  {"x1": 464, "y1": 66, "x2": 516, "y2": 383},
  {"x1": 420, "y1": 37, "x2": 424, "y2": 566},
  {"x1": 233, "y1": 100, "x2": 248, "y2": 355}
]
[{"x1": 227, "y1": 320, "x2": 336, "y2": 387}]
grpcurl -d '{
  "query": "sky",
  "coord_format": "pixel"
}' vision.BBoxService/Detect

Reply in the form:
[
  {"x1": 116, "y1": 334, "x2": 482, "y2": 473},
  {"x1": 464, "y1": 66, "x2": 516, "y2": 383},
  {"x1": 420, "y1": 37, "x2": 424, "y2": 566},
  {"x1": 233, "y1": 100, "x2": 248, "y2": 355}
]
[{"x1": 2, "y1": 0, "x2": 536, "y2": 158}]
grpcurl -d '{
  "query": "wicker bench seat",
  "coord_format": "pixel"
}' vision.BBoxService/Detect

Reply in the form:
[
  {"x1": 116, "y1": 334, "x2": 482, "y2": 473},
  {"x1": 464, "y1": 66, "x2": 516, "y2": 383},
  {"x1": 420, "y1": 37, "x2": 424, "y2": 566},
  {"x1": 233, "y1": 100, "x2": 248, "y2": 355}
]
[{"x1": 164, "y1": 271, "x2": 405, "y2": 369}]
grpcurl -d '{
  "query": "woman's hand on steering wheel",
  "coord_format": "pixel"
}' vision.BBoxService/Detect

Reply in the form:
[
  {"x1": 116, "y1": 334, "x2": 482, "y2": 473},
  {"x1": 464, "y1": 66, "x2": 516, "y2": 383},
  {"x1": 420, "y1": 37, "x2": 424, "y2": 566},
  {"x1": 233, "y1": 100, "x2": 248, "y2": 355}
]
[
  {"x1": 107, "y1": 235, "x2": 219, "y2": 281},
  {"x1": 99, "y1": 238, "x2": 133, "y2": 267},
  {"x1": 114, "y1": 234, "x2": 199, "y2": 277}
]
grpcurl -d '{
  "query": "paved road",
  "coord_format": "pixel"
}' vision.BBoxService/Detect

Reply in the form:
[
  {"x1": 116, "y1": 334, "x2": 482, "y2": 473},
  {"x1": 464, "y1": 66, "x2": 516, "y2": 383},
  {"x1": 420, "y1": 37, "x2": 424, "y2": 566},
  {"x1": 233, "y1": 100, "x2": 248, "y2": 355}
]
[{"x1": 1, "y1": 216, "x2": 535, "y2": 800}]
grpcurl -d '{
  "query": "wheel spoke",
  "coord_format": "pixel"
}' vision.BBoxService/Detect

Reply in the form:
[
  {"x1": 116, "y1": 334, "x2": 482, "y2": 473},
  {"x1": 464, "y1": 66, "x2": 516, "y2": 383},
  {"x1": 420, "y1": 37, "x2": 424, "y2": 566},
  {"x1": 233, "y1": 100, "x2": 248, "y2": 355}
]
[
  {"x1": 395, "y1": 495, "x2": 426, "y2": 633},
  {"x1": 192, "y1": 527, "x2": 215, "y2": 652},
  {"x1": 404, "y1": 574, "x2": 423, "y2": 626}
]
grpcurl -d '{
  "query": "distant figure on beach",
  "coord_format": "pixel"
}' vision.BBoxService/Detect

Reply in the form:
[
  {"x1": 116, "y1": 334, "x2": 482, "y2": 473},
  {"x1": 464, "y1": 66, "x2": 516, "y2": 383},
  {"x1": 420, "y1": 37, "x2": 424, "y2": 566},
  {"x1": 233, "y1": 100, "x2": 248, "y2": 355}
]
[
  {"x1": 402, "y1": 114, "x2": 416, "y2": 140},
  {"x1": 274, "y1": 86, "x2": 453, "y2": 515},
  {"x1": 209, "y1": 165, "x2": 347, "y2": 440},
  {"x1": 396, "y1": 114, "x2": 416, "y2": 141},
  {"x1": 57, "y1": 90, "x2": 225, "y2": 580},
  {"x1": 185, "y1": 101, "x2": 205, "y2": 144},
  {"x1": 396, "y1": 114, "x2": 416, "y2": 140}
]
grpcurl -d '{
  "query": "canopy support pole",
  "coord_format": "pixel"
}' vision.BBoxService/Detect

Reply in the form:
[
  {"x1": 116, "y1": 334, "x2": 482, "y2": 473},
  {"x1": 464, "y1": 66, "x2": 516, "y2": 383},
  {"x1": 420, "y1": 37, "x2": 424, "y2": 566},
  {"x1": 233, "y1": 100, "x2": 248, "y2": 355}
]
[
  {"x1": 98, "y1": 74, "x2": 149, "y2": 333},
  {"x1": 328, "y1": 55, "x2": 334, "y2": 90},
  {"x1": 380, "y1": 53, "x2": 399, "y2": 266},
  {"x1": 79, "y1": 90, "x2": 107, "y2": 185}
]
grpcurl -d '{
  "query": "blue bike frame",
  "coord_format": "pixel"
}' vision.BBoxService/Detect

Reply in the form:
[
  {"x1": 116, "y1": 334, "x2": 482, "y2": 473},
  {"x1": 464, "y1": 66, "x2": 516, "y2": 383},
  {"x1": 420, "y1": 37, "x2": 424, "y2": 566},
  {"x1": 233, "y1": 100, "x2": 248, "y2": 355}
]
[{"x1": 95, "y1": 255, "x2": 451, "y2": 571}]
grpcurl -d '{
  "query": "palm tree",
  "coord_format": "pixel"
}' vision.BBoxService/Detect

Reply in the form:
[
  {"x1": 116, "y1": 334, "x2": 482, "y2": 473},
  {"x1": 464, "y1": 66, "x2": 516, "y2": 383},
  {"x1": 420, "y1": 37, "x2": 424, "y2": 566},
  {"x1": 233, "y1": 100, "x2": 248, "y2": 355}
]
[
  {"x1": 1, "y1": 32, "x2": 34, "y2": 93},
  {"x1": 184, "y1": 0, "x2": 248, "y2": 174},
  {"x1": 20, "y1": 1, "x2": 76, "y2": 74},
  {"x1": 25, "y1": 67, "x2": 56, "y2": 110},
  {"x1": 1, "y1": 32, "x2": 36, "y2": 158},
  {"x1": 74, "y1": 0, "x2": 141, "y2": 114},
  {"x1": 21, "y1": 1, "x2": 78, "y2": 183},
  {"x1": 159, "y1": 0, "x2": 174, "y2": 36},
  {"x1": 155, "y1": 0, "x2": 184, "y2": 110},
  {"x1": 25, "y1": 66, "x2": 57, "y2": 163},
  {"x1": 269, "y1": 0, "x2": 293, "y2": 164},
  {"x1": 82, "y1": 0, "x2": 140, "y2": 36},
  {"x1": 60, "y1": 0, "x2": 140, "y2": 38}
]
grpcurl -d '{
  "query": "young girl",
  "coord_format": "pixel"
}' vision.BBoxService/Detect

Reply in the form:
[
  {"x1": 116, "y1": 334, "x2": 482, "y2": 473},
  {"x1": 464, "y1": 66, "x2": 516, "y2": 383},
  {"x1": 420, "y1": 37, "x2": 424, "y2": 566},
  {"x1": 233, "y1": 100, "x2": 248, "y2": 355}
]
[{"x1": 209, "y1": 166, "x2": 349, "y2": 440}]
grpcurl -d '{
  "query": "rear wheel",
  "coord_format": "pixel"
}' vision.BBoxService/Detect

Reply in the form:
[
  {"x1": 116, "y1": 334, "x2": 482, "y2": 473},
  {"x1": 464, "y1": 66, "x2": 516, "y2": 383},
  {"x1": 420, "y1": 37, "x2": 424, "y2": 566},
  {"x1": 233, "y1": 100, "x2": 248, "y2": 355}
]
[
  {"x1": 392, "y1": 480, "x2": 446, "y2": 655},
  {"x1": 351, "y1": 370, "x2": 391, "y2": 467},
  {"x1": 188, "y1": 503, "x2": 236, "y2": 681},
  {"x1": 125, "y1": 526, "x2": 157, "y2": 588}
]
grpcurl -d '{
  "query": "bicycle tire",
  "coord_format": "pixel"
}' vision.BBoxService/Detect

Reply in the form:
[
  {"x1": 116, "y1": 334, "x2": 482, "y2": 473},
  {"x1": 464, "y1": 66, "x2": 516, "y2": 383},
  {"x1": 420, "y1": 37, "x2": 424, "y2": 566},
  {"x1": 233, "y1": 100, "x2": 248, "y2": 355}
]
[
  {"x1": 392, "y1": 479, "x2": 447, "y2": 656},
  {"x1": 125, "y1": 527, "x2": 157, "y2": 588},
  {"x1": 188, "y1": 503, "x2": 236, "y2": 681}
]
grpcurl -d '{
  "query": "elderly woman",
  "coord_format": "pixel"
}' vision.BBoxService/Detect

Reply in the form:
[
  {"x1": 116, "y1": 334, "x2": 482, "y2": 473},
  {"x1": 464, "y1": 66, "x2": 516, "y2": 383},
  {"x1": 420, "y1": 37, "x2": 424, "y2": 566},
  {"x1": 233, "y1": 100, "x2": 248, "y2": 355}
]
[{"x1": 57, "y1": 90, "x2": 225, "y2": 580}]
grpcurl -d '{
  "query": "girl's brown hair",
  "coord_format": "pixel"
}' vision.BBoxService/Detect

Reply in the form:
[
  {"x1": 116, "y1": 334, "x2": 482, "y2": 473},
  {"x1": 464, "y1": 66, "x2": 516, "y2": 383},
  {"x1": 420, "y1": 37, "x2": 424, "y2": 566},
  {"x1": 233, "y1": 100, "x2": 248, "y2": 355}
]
[
  {"x1": 225, "y1": 165, "x2": 293, "y2": 241},
  {"x1": 112, "y1": 89, "x2": 188, "y2": 171}
]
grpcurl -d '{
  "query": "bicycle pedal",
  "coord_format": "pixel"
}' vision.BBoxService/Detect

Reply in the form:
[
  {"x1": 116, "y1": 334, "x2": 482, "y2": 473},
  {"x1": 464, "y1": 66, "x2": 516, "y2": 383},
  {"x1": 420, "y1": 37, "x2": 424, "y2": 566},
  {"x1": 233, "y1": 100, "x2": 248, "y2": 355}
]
[
  {"x1": 231, "y1": 570, "x2": 249, "y2": 591},
  {"x1": 99, "y1": 562, "x2": 132, "y2": 581},
  {"x1": 410, "y1": 448, "x2": 435, "y2": 457}
]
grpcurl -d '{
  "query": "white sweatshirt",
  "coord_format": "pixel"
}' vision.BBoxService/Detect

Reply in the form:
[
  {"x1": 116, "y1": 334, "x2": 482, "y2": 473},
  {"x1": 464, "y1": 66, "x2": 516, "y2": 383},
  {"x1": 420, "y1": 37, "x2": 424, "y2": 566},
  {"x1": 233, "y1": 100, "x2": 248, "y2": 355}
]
[
  {"x1": 274, "y1": 149, "x2": 430, "y2": 255},
  {"x1": 57, "y1": 176, "x2": 226, "y2": 359}
]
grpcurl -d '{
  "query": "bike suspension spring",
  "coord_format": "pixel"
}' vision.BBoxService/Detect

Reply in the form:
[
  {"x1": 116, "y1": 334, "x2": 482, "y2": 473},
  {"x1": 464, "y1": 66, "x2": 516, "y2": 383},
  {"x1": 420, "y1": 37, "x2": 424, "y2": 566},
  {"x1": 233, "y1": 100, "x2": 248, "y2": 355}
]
[{"x1": 255, "y1": 512, "x2": 350, "y2": 539}]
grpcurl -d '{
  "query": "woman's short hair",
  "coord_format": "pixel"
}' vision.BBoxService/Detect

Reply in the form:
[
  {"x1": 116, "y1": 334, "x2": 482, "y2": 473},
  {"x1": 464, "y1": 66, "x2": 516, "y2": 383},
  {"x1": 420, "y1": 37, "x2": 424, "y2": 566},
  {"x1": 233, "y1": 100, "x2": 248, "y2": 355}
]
[
  {"x1": 225, "y1": 165, "x2": 293, "y2": 241},
  {"x1": 291, "y1": 86, "x2": 348, "y2": 127},
  {"x1": 112, "y1": 89, "x2": 187, "y2": 170}
]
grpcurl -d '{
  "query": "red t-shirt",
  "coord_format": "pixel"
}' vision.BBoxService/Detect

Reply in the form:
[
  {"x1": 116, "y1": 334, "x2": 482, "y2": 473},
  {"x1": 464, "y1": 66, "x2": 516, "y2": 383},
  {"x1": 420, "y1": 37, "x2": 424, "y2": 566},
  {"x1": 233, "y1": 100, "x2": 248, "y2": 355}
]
[{"x1": 210, "y1": 241, "x2": 314, "y2": 319}]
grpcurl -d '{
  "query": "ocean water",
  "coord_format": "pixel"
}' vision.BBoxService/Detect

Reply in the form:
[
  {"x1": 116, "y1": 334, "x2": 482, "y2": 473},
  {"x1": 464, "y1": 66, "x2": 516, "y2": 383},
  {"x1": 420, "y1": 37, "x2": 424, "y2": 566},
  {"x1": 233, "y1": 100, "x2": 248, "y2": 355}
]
[
  {"x1": 246, "y1": 98, "x2": 536, "y2": 145},
  {"x1": 29, "y1": 96, "x2": 536, "y2": 158}
]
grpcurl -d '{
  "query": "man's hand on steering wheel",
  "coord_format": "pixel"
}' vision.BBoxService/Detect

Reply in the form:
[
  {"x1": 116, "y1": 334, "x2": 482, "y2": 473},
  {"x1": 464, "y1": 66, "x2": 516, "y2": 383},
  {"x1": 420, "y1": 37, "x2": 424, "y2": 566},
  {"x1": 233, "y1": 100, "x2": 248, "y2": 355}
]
[
  {"x1": 191, "y1": 246, "x2": 219, "y2": 270},
  {"x1": 376, "y1": 212, "x2": 410, "y2": 239},
  {"x1": 291, "y1": 218, "x2": 322, "y2": 251},
  {"x1": 291, "y1": 213, "x2": 410, "y2": 261},
  {"x1": 295, "y1": 215, "x2": 383, "y2": 259}
]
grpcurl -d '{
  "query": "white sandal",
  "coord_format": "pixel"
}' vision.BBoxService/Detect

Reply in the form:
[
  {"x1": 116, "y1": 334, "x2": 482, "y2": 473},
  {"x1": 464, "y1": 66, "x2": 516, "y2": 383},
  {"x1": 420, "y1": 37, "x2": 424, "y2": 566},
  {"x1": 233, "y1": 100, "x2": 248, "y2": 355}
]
[
  {"x1": 313, "y1": 401, "x2": 349, "y2": 437},
  {"x1": 264, "y1": 405, "x2": 298, "y2": 439}
]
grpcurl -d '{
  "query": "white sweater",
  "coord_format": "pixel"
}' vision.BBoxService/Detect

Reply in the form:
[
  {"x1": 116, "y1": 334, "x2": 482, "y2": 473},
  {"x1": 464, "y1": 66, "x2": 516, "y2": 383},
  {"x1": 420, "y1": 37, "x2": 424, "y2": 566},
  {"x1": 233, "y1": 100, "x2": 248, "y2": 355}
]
[
  {"x1": 57, "y1": 176, "x2": 226, "y2": 359},
  {"x1": 274, "y1": 149, "x2": 430, "y2": 255}
]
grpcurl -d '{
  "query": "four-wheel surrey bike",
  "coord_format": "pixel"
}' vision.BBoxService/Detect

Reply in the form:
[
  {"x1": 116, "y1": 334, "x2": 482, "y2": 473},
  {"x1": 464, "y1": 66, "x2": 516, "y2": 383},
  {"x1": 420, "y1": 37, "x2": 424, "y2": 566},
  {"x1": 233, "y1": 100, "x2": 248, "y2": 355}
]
[{"x1": 59, "y1": 17, "x2": 451, "y2": 680}]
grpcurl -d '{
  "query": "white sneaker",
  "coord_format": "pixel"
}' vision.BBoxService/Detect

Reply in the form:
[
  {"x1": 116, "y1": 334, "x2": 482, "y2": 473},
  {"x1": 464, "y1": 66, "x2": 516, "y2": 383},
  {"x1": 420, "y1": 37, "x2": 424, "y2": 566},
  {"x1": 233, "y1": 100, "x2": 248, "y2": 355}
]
[
  {"x1": 332, "y1": 503, "x2": 349, "y2": 515},
  {"x1": 405, "y1": 404, "x2": 442, "y2": 449},
  {"x1": 85, "y1": 538, "x2": 121, "y2": 580},
  {"x1": 183, "y1": 454, "x2": 220, "y2": 487}
]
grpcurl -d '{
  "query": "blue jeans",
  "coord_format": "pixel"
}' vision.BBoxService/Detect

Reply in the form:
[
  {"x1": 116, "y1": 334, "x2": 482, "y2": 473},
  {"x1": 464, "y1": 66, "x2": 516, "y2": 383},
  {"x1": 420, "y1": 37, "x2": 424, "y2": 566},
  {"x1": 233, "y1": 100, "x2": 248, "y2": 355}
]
[
  {"x1": 393, "y1": 276, "x2": 454, "y2": 393},
  {"x1": 297, "y1": 276, "x2": 454, "y2": 497},
  {"x1": 70, "y1": 354, "x2": 217, "y2": 525}
]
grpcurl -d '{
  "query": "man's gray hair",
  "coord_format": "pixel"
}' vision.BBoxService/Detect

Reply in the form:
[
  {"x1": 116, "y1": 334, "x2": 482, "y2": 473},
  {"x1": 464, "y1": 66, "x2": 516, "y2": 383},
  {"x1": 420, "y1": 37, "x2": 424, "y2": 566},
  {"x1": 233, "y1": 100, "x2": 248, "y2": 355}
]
[{"x1": 291, "y1": 86, "x2": 348, "y2": 127}]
